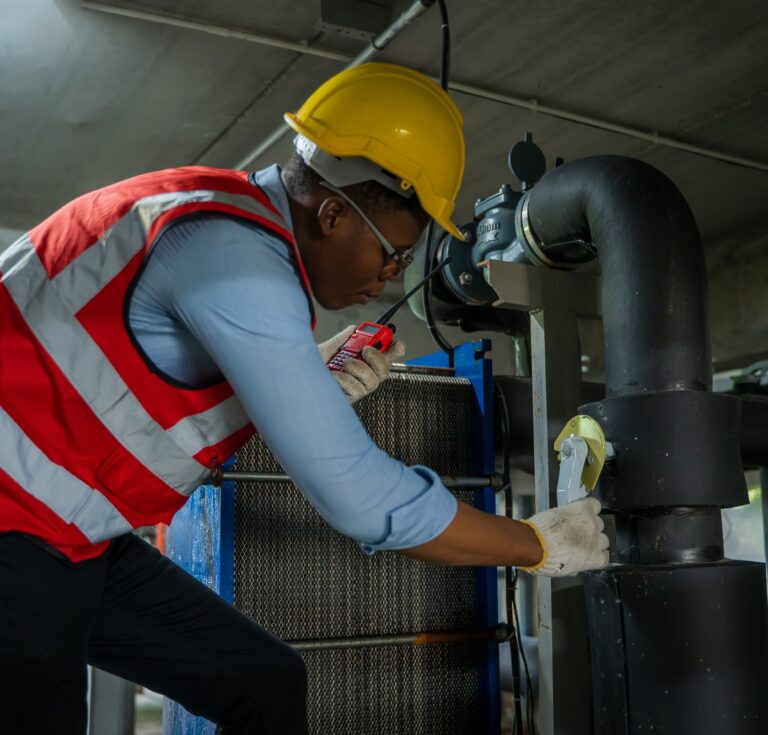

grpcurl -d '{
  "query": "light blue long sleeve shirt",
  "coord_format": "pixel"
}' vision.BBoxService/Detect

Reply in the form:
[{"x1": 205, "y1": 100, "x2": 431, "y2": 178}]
[{"x1": 127, "y1": 165, "x2": 457, "y2": 553}]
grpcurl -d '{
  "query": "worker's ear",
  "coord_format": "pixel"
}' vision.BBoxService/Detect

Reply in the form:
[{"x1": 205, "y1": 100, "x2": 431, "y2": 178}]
[{"x1": 316, "y1": 196, "x2": 350, "y2": 239}]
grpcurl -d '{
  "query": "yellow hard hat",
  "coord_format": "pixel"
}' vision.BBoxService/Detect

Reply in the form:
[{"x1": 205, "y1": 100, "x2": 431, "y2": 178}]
[{"x1": 284, "y1": 62, "x2": 466, "y2": 240}]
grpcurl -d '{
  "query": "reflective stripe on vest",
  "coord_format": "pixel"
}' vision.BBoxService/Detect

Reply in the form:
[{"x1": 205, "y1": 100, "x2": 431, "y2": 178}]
[
  {"x1": 2, "y1": 235, "x2": 211, "y2": 493},
  {"x1": 0, "y1": 405, "x2": 133, "y2": 544},
  {"x1": 52, "y1": 188, "x2": 289, "y2": 314},
  {"x1": 165, "y1": 395, "x2": 250, "y2": 459},
  {"x1": 0, "y1": 168, "x2": 310, "y2": 555}
]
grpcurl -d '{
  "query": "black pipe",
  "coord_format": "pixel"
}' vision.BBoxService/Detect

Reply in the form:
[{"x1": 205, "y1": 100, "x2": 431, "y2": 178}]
[
  {"x1": 741, "y1": 395, "x2": 768, "y2": 467},
  {"x1": 514, "y1": 157, "x2": 746, "y2": 508},
  {"x1": 613, "y1": 506, "x2": 724, "y2": 564},
  {"x1": 523, "y1": 156, "x2": 711, "y2": 398},
  {"x1": 516, "y1": 157, "x2": 765, "y2": 732},
  {"x1": 584, "y1": 561, "x2": 768, "y2": 735},
  {"x1": 495, "y1": 376, "x2": 768, "y2": 471},
  {"x1": 493, "y1": 377, "x2": 604, "y2": 471},
  {"x1": 762, "y1": 468, "x2": 768, "y2": 567},
  {"x1": 480, "y1": 156, "x2": 768, "y2": 733}
]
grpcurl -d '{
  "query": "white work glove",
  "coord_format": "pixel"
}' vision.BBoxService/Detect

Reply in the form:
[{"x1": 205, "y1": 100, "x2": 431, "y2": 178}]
[
  {"x1": 520, "y1": 497, "x2": 609, "y2": 577},
  {"x1": 318, "y1": 325, "x2": 406, "y2": 404}
]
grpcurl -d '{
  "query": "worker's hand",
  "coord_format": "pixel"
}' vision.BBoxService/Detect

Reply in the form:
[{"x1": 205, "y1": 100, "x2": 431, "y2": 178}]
[
  {"x1": 520, "y1": 497, "x2": 609, "y2": 577},
  {"x1": 318, "y1": 325, "x2": 406, "y2": 403}
]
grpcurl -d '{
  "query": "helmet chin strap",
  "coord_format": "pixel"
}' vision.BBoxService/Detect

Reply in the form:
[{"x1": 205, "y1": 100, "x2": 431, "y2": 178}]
[{"x1": 293, "y1": 135, "x2": 416, "y2": 201}]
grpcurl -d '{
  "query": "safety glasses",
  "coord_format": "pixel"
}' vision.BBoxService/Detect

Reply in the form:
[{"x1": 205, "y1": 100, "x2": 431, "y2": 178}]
[{"x1": 319, "y1": 180, "x2": 415, "y2": 273}]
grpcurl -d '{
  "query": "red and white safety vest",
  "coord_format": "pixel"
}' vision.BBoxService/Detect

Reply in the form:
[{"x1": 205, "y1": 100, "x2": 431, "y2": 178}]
[{"x1": 0, "y1": 166, "x2": 315, "y2": 561}]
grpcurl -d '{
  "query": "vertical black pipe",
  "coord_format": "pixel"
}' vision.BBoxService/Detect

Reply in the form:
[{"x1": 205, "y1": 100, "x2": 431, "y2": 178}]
[
  {"x1": 762, "y1": 468, "x2": 768, "y2": 568},
  {"x1": 518, "y1": 155, "x2": 764, "y2": 734},
  {"x1": 524, "y1": 155, "x2": 711, "y2": 397}
]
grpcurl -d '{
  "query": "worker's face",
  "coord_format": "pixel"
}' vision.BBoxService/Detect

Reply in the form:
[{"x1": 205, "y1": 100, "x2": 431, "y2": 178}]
[{"x1": 304, "y1": 196, "x2": 429, "y2": 310}]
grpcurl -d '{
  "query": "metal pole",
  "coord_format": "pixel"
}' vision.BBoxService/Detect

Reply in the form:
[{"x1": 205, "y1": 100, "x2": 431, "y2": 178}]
[
  {"x1": 530, "y1": 307, "x2": 589, "y2": 735},
  {"x1": 81, "y1": 1, "x2": 768, "y2": 173},
  {"x1": 80, "y1": 1, "x2": 349, "y2": 60},
  {"x1": 291, "y1": 626, "x2": 509, "y2": 652},
  {"x1": 233, "y1": 0, "x2": 433, "y2": 169},
  {"x1": 88, "y1": 668, "x2": 135, "y2": 735},
  {"x1": 762, "y1": 468, "x2": 768, "y2": 580},
  {"x1": 448, "y1": 81, "x2": 768, "y2": 173},
  {"x1": 219, "y1": 471, "x2": 502, "y2": 489}
]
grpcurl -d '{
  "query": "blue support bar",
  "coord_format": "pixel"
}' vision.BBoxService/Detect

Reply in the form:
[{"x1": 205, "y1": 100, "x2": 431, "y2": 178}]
[
  {"x1": 163, "y1": 459, "x2": 236, "y2": 735},
  {"x1": 218, "y1": 468, "x2": 236, "y2": 605}
]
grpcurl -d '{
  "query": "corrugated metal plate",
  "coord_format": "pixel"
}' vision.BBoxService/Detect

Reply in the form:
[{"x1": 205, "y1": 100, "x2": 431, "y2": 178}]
[
  {"x1": 302, "y1": 642, "x2": 486, "y2": 735},
  {"x1": 232, "y1": 371, "x2": 479, "y2": 639},
  {"x1": 231, "y1": 370, "x2": 489, "y2": 734}
]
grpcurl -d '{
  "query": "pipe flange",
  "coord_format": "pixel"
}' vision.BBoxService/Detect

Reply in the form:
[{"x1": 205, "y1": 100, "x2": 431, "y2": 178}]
[
  {"x1": 515, "y1": 193, "x2": 557, "y2": 268},
  {"x1": 435, "y1": 224, "x2": 497, "y2": 306}
]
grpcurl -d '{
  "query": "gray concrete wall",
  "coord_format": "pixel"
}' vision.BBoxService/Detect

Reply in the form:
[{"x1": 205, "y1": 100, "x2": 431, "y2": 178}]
[
  {"x1": 0, "y1": 227, "x2": 23, "y2": 249},
  {"x1": 708, "y1": 233, "x2": 768, "y2": 369}
]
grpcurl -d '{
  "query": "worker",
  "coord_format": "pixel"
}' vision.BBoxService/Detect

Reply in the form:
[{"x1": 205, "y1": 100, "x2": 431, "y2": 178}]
[{"x1": 0, "y1": 63, "x2": 608, "y2": 734}]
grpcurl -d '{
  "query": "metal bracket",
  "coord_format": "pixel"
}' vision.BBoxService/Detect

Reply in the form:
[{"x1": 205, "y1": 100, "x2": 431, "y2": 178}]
[
  {"x1": 483, "y1": 259, "x2": 602, "y2": 316},
  {"x1": 553, "y1": 415, "x2": 612, "y2": 506},
  {"x1": 556, "y1": 435, "x2": 590, "y2": 506}
]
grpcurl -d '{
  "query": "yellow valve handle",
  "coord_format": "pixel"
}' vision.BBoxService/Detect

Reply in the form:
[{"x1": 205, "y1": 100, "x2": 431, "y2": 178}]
[{"x1": 553, "y1": 415, "x2": 607, "y2": 491}]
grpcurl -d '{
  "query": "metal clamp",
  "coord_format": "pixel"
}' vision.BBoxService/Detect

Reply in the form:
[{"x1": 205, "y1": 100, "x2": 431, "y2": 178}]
[
  {"x1": 556, "y1": 435, "x2": 590, "y2": 505},
  {"x1": 554, "y1": 415, "x2": 612, "y2": 506}
]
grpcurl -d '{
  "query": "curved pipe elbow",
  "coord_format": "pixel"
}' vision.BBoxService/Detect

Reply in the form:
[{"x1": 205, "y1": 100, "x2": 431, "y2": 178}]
[{"x1": 524, "y1": 155, "x2": 711, "y2": 397}]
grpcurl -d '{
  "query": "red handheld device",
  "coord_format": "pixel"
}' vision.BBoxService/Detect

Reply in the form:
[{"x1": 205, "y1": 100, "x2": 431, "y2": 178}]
[
  {"x1": 326, "y1": 259, "x2": 451, "y2": 372},
  {"x1": 327, "y1": 322, "x2": 395, "y2": 372}
]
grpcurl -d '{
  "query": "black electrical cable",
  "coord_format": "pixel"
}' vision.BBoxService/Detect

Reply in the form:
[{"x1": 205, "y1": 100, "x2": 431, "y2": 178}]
[
  {"x1": 436, "y1": 0, "x2": 451, "y2": 87},
  {"x1": 495, "y1": 385, "x2": 525, "y2": 733},
  {"x1": 495, "y1": 383, "x2": 538, "y2": 733},
  {"x1": 422, "y1": 223, "x2": 455, "y2": 364},
  {"x1": 512, "y1": 568, "x2": 535, "y2": 735},
  {"x1": 421, "y1": 0, "x2": 455, "y2": 366}
]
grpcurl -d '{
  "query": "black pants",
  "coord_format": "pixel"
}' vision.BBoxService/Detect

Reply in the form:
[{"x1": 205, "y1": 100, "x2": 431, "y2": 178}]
[{"x1": 0, "y1": 532, "x2": 307, "y2": 735}]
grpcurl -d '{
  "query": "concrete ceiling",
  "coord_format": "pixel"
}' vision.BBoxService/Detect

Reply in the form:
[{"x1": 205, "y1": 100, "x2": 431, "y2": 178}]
[{"x1": 2, "y1": 0, "x2": 767, "y2": 366}]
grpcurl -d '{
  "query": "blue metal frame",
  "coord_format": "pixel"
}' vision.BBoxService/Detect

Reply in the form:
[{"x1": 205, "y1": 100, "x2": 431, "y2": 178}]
[
  {"x1": 408, "y1": 339, "x2": 501, "y2": 735},
  {"x1": 163, "y1": 458, "x2": 236, "y2": 735}
]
